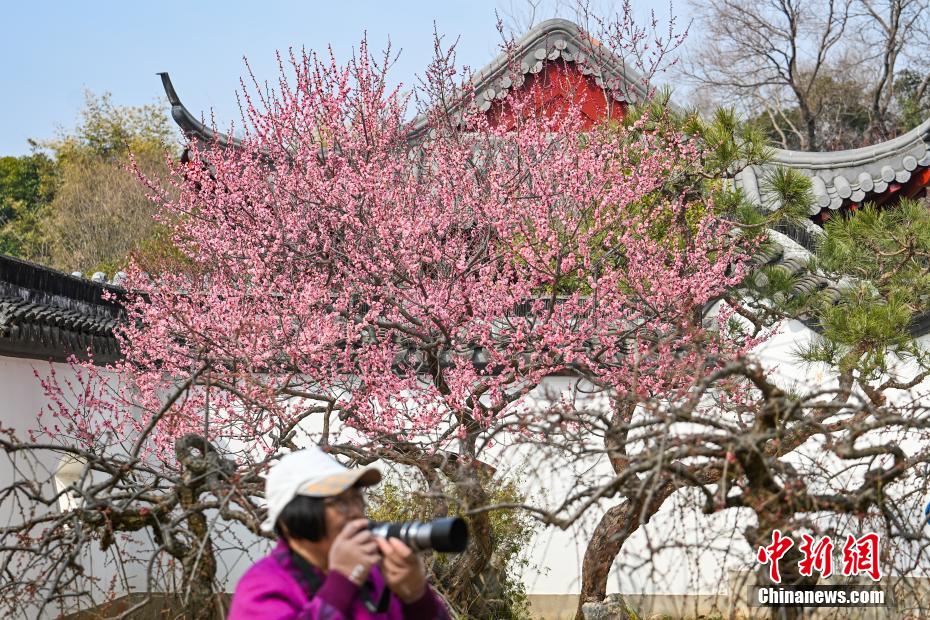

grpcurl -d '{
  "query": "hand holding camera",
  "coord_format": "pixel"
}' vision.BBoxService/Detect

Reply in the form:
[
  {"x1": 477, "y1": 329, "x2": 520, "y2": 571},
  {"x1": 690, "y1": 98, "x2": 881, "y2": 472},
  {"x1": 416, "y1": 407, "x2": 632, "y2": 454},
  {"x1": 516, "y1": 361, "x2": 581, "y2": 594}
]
[
  {"x1": 329, "y1": 519, "x2": 380, "y2": 586},
  {"x1": 376, "y1": 536, "x2": 428, "y2": 604}
]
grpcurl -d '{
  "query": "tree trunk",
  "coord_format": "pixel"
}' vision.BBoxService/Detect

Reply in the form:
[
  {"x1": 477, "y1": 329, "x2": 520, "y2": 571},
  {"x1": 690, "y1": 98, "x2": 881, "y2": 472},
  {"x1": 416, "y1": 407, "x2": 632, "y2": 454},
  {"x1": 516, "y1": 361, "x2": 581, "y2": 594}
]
[
  {"x1": 439, "y1": 465, "x2": 500, "y2": 617},
  {"x1": 175, "y1": 434, "x2": 222, "y2": 619},
  {"x1": 179, "y1": 492, "x2": 220, "y2": 619},
  {"x1": 574, "y1": 500, "x2": 639, "y2": 620},
  {"x1": 574, "y1": 482, "x2": 679, "y2": 620}
]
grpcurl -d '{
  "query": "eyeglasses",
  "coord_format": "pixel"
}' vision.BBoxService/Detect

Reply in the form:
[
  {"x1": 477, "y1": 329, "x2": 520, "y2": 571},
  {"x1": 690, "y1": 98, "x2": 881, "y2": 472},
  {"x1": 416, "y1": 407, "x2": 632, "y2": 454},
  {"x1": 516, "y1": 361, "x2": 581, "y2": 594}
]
[{"x1": 323, "y1": 488, "x2": 366, "y2": 514}]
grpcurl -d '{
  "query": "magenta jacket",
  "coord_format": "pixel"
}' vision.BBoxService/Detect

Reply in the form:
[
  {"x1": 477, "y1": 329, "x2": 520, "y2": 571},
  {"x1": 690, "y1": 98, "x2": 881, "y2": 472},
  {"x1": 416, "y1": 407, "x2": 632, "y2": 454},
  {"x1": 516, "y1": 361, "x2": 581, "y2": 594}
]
[{"x1": 228, "y1": 540, "x2": 450, "y2": 619}]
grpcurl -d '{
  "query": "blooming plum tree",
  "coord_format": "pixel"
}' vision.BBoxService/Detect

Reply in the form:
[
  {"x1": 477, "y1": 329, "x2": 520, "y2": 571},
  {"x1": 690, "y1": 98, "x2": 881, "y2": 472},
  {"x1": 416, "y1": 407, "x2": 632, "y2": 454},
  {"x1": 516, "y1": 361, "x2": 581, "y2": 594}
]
[{"x1": 0, "y1": 18, "x2": 765, "y2": 619}]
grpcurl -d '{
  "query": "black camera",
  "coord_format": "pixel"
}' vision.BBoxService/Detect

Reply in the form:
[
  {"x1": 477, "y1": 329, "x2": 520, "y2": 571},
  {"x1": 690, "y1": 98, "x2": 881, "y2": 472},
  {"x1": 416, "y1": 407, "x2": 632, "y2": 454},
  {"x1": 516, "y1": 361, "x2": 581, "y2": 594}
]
[{"x1": 367, "y1": 517, "x2": 468, "y2": 553}]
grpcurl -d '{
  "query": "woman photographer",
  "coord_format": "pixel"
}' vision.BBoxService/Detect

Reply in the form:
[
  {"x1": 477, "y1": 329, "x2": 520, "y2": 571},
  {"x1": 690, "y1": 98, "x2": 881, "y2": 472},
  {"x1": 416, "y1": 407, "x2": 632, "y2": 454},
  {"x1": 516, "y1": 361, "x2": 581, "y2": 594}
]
[{"x1": 229, "y1": 447, "x2": 449, "y2": 619}]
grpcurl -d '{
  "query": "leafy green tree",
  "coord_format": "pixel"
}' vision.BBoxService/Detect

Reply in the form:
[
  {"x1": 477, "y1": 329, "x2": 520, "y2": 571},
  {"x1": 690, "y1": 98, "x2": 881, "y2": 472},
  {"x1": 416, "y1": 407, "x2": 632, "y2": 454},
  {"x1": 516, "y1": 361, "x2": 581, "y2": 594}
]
[
  {"x1": 805, "y1": 199, "x2": 930, "y2": 385},
  {"x1": 37, "y1": 92, "x2": 179, "y2": 274},
  {"x1": 0, "y1": 92, "x2": 179, "y2": 273},
  {"x1": 896, "y1": 69, "x2": 930, "y2": 133},
  {"x1": 0, "y1": 153, "x2": 56, "y2": 258},
  {"x1": 50, "y1": 91, "x2": 175, "y2": 163}
]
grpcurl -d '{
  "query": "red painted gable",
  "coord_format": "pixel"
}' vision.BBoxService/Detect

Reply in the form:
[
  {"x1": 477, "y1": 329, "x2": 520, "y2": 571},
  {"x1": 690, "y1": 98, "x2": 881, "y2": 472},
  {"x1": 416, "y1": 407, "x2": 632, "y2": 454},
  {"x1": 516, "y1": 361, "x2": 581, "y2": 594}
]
[{"x1": 484, "y1": 61, "x2": 626, "y2": 130}]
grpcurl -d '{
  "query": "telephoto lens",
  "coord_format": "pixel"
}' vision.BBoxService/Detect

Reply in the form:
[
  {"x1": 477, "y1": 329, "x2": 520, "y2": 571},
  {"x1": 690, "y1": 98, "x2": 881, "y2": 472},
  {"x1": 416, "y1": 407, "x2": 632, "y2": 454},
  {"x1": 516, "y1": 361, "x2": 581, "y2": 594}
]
[{"x1": 367, "y1": 517, "x2": 469, "y2": 553}]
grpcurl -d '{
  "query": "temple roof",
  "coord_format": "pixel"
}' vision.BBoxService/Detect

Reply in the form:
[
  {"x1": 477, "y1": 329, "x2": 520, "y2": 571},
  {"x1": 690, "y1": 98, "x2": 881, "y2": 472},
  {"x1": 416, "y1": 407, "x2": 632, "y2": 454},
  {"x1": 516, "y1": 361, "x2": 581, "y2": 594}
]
[
  {"x1": 735, "y1": 117, "x2": 930, "y2": 216},
  {"x1": 408, "y1": 18, "x2": 647, "y2": 136},
  {"x1": 160, "y1": 17, "x2": 930, "y2": 222},
  {"x1": 467, "y1": 18, "x2": 649, "y2": 107},
  {"x1": 160, "y1": 18, "x2": 648, "y2": 147},
  {"x1": 0, "y1": 255, "x2": 124, "y2": 363}
]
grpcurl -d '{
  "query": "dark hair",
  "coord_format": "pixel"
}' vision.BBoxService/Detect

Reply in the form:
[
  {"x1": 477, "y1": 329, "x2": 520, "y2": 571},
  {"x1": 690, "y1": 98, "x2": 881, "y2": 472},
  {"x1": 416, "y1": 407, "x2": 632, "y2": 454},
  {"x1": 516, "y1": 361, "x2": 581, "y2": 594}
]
[{"x1": 275, "y1": 495, "x2": 327, "y2": 542}]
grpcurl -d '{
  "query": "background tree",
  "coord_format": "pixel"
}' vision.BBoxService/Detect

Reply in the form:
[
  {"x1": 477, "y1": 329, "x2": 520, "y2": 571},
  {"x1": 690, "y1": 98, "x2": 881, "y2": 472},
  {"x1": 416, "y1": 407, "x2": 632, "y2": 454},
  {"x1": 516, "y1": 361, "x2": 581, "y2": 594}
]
[
  {"x1": 0, "y1": 92, "x2": 179, "y2": 273},
  {"x1": 570, "y1": 188, "x2": 930, "y2": 619},
  {"x1": 0, "y1": 152, "x2": 56, "y2": 258},
  {"x1": 684, "y1": 0, "x2": 930, "y2": 150},
  {"x1": 40, "y1": 92, "x2": 179, "y2": 274}
]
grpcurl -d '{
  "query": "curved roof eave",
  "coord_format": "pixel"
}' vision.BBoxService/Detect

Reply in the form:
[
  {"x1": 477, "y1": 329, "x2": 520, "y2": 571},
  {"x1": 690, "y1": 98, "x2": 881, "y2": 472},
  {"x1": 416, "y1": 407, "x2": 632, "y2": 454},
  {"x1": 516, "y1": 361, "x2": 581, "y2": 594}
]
[
  {"x1": 735, "y1": 117, "x2": 930, "y2": 215},
  {"x1": 0, "y1": 254, "x2": 124, "y2": 364}
]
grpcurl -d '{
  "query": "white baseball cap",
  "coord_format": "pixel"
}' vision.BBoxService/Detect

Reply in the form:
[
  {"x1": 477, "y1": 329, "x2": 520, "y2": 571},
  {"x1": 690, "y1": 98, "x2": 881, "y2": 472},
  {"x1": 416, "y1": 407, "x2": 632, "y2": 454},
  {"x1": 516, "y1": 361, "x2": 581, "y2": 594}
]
[{"x1": 261, "y1": 446, "x2": 381, "y2": 533}]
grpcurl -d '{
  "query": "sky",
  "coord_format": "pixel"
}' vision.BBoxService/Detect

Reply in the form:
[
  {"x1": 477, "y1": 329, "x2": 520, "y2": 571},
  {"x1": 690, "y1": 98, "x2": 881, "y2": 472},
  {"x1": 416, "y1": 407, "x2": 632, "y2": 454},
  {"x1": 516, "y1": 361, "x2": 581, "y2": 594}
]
[{"x1": 1, "y1": 1, "x2": 692, "y2": 155}]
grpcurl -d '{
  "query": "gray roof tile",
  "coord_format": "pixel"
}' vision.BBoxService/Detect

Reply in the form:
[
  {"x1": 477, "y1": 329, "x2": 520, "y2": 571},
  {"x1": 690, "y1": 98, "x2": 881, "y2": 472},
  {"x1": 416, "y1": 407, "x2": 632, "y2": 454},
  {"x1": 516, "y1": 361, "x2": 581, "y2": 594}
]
[
  {"x1": 0, "y1": 255, "x2": 124, "y2": 363},
  {"x1": 735, "y1": 117, "x2": 930, "y2": 216}
]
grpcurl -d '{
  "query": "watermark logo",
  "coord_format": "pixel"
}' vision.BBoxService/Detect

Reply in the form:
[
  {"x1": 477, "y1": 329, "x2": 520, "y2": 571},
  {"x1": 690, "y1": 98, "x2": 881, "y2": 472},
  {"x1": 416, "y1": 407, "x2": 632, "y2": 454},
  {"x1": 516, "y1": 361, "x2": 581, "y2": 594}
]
[
  {"x1": 756, "y1": 529, "x2": 794, "y2": 583},
  {"x1": 753, "y1": 531, "x2": 886, "y2": 608},
  {"x1": 798, "y1": 534, "x2": 833, "y2": 578},
  {"x1": 750, "y1": 585, "x2": 887, "y2": 608},
  {"x1": 841, "y1": 533, "x2": 881, "y2": 581},
  {"x1": 756, "y1": 530, "x2": 882, "y2": 584}
]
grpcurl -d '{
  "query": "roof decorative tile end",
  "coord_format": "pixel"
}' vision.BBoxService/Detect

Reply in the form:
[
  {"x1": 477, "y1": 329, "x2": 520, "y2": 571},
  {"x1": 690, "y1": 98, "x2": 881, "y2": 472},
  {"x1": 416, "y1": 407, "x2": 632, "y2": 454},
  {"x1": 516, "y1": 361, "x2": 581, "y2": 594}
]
[
  {"x1": 0, "y1": 255, "x2": 125, "y2": 364},
  {"x1": 735, "y1": 117, "x2": 930, "y2": 219}
]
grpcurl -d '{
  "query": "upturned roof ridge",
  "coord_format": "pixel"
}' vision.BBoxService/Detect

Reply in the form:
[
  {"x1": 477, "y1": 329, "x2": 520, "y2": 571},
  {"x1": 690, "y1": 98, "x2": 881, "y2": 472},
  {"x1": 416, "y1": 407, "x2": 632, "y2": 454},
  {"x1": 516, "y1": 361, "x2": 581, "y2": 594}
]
[{"x1": 160, "y1": 18, "x2": 649, "y2": 148}]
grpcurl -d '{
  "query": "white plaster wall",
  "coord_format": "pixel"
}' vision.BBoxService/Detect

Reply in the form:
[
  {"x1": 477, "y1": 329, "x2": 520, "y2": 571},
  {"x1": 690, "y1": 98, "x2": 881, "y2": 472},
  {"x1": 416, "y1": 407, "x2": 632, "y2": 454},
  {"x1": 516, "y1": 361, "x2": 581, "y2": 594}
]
[{"x1": 0, "y1": 354, "x2": 154, "y2": 618}]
